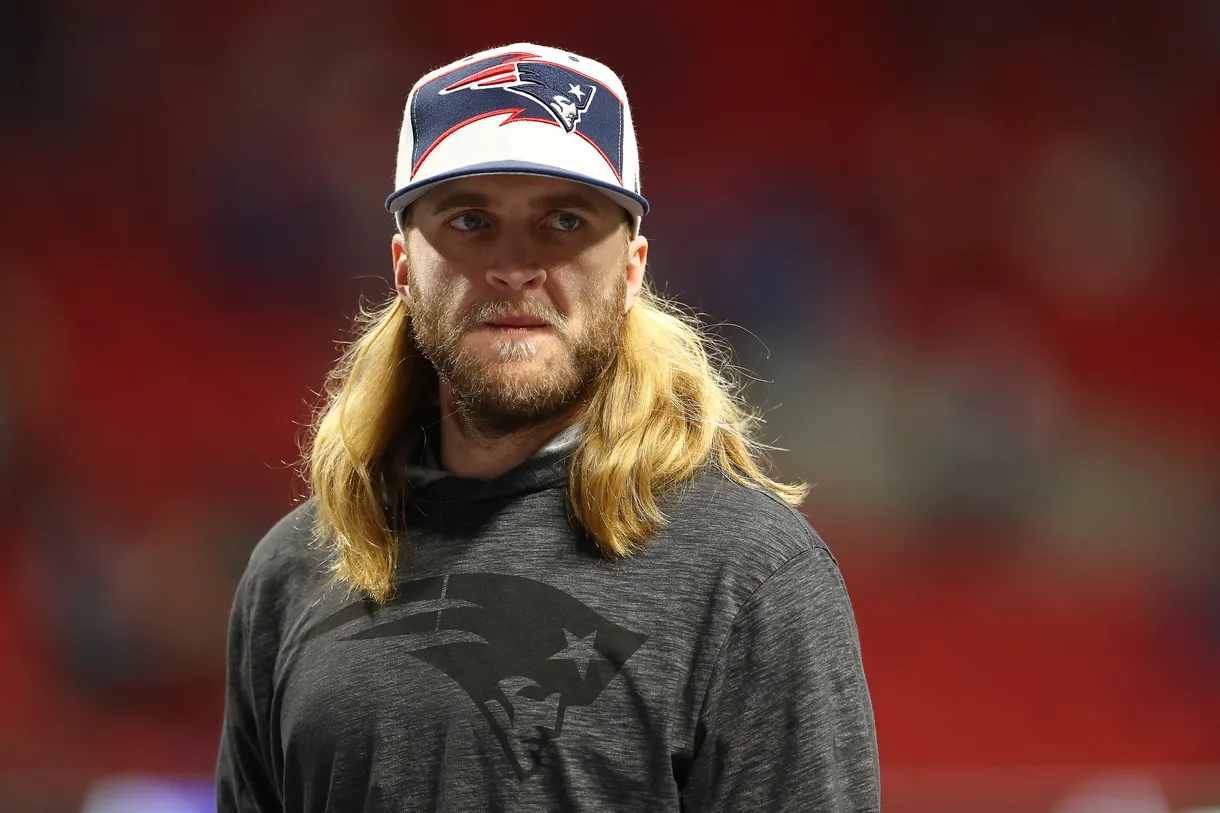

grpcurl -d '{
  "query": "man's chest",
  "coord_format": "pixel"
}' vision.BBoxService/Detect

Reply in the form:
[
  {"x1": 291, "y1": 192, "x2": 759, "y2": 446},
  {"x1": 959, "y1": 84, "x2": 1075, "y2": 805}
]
[{"x1": 272, "y1": 570, "x2": 692, "y2": 800}]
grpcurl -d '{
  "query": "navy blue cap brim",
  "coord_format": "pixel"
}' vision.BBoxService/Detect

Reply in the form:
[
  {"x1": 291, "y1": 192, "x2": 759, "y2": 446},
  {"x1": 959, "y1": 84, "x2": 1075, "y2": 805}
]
[{"x1": 384, "y1": 160, "x2": 649, "y2": 218}]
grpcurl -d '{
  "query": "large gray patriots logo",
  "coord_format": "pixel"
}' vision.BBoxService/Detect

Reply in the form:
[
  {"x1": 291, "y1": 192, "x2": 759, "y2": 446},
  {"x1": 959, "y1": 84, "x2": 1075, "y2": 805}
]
[{"x1": 302, "y1": 573, "x2": 648, "y2": 781}]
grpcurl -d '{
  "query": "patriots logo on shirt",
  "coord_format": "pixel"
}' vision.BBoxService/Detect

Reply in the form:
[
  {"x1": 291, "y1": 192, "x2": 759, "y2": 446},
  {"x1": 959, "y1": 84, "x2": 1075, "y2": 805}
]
[
  {"x1": 302, "y1": 573, "x2": 648, "y2": 781},
  {"x1": 409, "y1": 52, "x2": 626, "y2": 183}
]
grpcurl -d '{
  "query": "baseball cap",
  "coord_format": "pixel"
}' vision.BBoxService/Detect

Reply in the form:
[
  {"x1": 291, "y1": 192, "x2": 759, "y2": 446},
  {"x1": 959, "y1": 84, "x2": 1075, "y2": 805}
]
[{"x1": 385, "y1": 43, "x2": 649, "y2": 233}]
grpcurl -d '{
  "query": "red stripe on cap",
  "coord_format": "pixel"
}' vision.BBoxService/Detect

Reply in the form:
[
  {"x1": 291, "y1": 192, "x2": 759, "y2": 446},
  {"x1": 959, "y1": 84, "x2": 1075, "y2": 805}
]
[
  {"x1": 411, "y1": 109, "x2": 566, "y2": 179},
  {"x1": 574, "y1": 130, "x2": 624, "y2": 184},
  {"x1": 500, "y1": 115, "x2": 554, "y2": 127},
  {"x1": 436, "y1": 53, "x2": 538, "y2": 92}
]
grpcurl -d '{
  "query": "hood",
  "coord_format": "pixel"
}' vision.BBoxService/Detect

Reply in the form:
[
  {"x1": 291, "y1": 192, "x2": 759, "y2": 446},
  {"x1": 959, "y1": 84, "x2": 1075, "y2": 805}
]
[{"x1": 381, "y1": 416, "x2": 583, "y2": 508}]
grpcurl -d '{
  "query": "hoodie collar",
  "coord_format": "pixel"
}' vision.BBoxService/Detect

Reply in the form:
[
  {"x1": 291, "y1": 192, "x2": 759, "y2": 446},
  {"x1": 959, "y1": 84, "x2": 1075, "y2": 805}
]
[
  {"x1": 403, "y1": 420, "x2": 584, "y2": 488},
  {"x1": 380, "y1": 416, "x2": 584, "y2": 506}
]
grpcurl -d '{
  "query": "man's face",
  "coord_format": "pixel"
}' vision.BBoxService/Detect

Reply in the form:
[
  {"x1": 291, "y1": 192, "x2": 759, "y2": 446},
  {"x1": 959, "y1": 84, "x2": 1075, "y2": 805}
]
[{"x1": 393, "y1": 175, "x2": 647, "y2": 436}]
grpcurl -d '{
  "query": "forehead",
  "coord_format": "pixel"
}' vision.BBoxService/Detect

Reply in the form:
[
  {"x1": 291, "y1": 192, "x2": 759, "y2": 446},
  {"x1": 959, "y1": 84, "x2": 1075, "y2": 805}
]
[{"x1": 414, "y1": 174, "x2": 620, "y2": 216}]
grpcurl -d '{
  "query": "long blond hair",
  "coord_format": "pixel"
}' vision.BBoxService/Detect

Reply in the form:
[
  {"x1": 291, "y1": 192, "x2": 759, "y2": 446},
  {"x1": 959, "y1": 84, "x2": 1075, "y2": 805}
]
[{"x1": 306, "y1": 280, "x2": 808, "y2": 602}]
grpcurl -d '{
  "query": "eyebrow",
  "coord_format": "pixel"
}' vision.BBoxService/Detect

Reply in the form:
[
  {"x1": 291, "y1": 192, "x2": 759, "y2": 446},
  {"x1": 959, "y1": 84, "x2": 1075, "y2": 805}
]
[
  {"x1": 429, "y1": 192, "x2": 493, "y2": 215},
  {"x1": 529, "y1": 192, "x2": 603, "y2": 215},
  {"x1": 428, "y1": 190, "x2": 605, "y2": 216}
]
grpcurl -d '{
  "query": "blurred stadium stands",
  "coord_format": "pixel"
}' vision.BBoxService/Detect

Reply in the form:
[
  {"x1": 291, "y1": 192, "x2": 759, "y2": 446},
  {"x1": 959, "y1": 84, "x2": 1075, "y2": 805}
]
[{"x1": 0, "y1": 0, "x2": 1217, "y2": 810}]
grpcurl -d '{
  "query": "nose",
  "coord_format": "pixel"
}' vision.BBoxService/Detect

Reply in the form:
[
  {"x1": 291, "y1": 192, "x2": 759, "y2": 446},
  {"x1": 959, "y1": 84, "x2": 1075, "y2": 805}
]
[
  {"x1": 486, "y1": 234, "x2": 547, "y2": 292},
  {"x1": 486, "y1": 264, "x2": 547, "y2": 292}
]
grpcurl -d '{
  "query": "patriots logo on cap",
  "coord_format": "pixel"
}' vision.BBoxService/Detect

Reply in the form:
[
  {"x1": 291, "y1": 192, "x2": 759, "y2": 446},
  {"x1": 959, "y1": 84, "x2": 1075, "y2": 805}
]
[
  {"x1": 301, "y1": 573, "x2": 648, "y2": 781},
  {"x1": 442, "y1": 59, "x2": 597, "y2": 133},
  {"x1": 410, "y1": 52, "x2": 625, "y2": 183}
]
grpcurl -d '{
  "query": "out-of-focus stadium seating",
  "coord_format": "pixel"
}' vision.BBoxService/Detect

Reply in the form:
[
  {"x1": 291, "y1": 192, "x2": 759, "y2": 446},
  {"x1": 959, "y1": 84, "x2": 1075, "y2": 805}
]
[{"x1": 1, "y1": 0, "x2": 1217, "y2": 810}]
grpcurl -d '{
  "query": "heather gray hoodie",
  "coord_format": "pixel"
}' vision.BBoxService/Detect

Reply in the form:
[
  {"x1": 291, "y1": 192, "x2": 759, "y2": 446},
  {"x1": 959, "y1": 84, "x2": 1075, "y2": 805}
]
[{"x1": 216, "y1": 422, "x2": 880, "y2": 812}]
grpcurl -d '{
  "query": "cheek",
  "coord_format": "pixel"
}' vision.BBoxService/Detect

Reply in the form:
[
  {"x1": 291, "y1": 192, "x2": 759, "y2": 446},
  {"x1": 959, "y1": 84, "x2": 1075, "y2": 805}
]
[
  {"x1": 560, "y1": 272, "x2": 625, "y2": 333},
  {"x1": 408, "y1": 256, "x2": 473, "y2": 312}
]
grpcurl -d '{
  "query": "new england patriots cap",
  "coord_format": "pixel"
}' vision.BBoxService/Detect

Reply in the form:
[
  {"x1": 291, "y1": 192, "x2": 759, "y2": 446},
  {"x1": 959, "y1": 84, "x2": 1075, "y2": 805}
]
[{"x1": 385, "y1": 43, "x2": 649, "y2": 232}]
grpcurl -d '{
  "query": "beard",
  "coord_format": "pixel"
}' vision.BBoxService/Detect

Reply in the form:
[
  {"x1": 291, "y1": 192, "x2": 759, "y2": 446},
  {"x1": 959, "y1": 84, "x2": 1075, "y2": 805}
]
[{"x1": 409, "y1": 273, "x2": 626, "y2": 438}]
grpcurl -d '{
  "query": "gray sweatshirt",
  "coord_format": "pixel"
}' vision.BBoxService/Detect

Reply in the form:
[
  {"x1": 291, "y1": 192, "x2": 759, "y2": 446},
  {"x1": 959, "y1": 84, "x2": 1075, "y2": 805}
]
[{"x1": 215, "y1": 427, "x2": 880, "y2": 812}]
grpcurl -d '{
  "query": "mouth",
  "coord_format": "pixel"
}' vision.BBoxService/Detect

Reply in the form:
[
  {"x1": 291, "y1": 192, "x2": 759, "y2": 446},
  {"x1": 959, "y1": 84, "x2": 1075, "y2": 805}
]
[{"x1": 482, "y1": 315, "x2": 552, "y2": 328}]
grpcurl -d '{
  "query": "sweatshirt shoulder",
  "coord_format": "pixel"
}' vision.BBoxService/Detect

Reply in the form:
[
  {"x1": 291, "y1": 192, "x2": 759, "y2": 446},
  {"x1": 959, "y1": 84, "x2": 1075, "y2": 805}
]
[
  {"x1": 239, "y1": 499, "x2": 329, "y2": 598},
  {"x1": 661, "y1": 468, "x2": 829, "y2": 576}
]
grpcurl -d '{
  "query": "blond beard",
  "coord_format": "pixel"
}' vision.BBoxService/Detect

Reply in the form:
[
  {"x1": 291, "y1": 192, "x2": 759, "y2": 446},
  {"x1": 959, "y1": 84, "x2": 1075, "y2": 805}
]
[{"x1": 409, "y1": 274, "x2": 627, "y2": 437}]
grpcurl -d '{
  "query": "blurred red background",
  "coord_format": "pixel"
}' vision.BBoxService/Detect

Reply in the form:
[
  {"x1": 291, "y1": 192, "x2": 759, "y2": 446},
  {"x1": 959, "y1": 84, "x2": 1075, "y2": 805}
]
[{"x1": 1, "y1": 0, "x2": 1218, "y2": 810}]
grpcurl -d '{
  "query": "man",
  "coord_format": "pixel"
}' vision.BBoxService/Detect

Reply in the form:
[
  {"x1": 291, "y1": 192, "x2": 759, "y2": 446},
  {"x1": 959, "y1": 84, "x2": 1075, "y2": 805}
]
[{"x1": 216, "y1": 43, "x2": 879, "y2": 812}]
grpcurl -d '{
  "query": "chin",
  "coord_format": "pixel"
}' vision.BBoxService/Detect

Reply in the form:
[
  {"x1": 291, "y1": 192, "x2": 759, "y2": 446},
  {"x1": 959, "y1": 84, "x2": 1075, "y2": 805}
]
[{"x1": 492, "y1": 340, "x2": 545, "y2": 363}]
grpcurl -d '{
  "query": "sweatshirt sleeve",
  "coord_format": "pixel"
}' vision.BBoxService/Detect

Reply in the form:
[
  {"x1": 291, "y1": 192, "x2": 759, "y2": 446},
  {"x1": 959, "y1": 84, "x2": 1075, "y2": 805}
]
[
  {"x1": 215, "y1": 566, "x2": 283, "y2": 813},
  {"x1": 681, "y1": 545, "x2": 880, "y2": 812}
]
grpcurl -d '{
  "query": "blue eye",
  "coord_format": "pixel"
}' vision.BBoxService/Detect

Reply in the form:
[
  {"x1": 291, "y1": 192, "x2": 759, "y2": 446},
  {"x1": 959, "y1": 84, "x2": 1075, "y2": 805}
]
[
  {"x1": 449, "y1": 211, "x2": 489, "y2": 231},
  {"x1": 545, "y1": 212, "x2": 583, "y2": 232}
]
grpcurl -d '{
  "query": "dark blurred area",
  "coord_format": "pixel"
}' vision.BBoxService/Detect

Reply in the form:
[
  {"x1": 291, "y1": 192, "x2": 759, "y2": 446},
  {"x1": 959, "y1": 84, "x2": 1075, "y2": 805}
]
[{"x1": 1, "y1": 0, "x2": 1218, "y2": 811}]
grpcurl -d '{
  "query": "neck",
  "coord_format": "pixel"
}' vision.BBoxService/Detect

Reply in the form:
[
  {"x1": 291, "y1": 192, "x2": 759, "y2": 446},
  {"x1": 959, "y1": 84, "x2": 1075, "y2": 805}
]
[{"x1": 437, "y1": 385, "x2": 579, "y2": 480}]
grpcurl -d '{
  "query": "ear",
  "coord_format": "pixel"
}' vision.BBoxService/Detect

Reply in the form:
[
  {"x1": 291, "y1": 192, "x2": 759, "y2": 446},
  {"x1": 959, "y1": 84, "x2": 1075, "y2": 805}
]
[
  {"x1": 392, "y1": 232, "x2": 412, "y2": 304},
  {"x1": 622, "y1": 233, "x2": 648, "y2": 314}
]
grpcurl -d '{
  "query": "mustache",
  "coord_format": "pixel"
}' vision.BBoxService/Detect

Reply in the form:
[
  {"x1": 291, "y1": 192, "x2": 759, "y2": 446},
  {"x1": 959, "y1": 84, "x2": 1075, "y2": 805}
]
[{"x1": 462, "y1": 300, "x2": 569, "y2": 333}]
